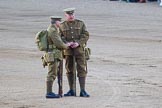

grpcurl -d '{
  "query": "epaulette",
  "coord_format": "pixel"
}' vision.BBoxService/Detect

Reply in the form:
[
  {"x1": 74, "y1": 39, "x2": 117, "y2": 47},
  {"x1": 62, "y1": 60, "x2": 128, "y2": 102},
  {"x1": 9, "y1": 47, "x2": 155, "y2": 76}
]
[{"x1": 75, "y1": 19, "x2": 83, "y2": 23}]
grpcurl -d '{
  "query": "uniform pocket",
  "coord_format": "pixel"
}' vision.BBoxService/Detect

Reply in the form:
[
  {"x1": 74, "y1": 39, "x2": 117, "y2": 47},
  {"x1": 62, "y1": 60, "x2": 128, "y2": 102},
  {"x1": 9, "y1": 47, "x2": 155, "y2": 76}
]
[
  {"x1": 44, "y1": 52, "x2": 55, "y2": 63},
  {"x1": 74, "y1": 27, "x2": 81, "y2": 36},
  {"x1": 85, "y1": 47, "x2": 91, "y2": 60},
  {"x1": 41, "y1": 56, "x2": 47, "y2": 68},
  {"x1": 62, "y1": 28, "x2": 70, "y2": 37}
]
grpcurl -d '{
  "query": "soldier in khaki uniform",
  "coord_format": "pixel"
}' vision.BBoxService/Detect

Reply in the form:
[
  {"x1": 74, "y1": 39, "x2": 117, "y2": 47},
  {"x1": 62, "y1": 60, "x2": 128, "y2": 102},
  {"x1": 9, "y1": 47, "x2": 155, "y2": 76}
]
[
  {"x1": 45, "y1": 16, "x2": 69, "y2": 98},
  {"x1": 60, "y1": 8, "x2": 90, "y2": 97}
]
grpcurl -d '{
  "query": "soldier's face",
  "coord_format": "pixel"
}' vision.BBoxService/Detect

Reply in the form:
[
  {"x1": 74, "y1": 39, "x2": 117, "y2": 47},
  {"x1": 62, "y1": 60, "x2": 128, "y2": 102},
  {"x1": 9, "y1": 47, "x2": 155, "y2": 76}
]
[
  {"x1": 55, "y1": 21, "x2": 61, "y2": 27},
  {"x1": 65, "y1": 13, "x2": 75, "y2": 21}
]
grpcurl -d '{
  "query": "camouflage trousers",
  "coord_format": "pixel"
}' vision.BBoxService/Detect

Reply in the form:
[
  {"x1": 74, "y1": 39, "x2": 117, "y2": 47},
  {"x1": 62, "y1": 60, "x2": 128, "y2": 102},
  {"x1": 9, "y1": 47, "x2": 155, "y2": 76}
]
[
  {"x1": 65, "y1": 54, "x2": 87, "y2": 77},
  {"x1": 47, "y1": 59, "x2": 60, "y2": 82}
]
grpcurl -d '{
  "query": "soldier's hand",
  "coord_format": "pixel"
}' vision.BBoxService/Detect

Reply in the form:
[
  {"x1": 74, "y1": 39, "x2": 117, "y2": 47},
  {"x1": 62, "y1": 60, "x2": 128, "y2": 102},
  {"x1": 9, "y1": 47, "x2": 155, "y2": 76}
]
[
  {"x1": 66, "y1": 43, "x2": 71, "y2": 47},
  {"x1": 65, "y1": 42, "x2": 73, "y2": 49},
  {"x1": 66, "y1": 42, "x2": 73, "y2": 46},
  {"x1": 71, "y1": 42, "x2": 79, "y2": 48}
]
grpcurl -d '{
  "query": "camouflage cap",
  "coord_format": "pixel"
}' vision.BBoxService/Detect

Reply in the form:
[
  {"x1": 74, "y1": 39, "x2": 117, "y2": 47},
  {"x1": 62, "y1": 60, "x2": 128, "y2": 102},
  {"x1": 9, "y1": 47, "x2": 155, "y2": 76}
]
[{"x1": 63, "y1": 8, "x2": 75, "y2": 14}]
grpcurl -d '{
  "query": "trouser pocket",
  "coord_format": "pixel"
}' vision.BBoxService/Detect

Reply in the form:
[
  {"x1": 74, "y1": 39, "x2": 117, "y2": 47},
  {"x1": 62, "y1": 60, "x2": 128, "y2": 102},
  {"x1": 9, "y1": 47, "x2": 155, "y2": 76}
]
[{"x1": 44, "y1": 52, "x2": 55, "y2": 63}]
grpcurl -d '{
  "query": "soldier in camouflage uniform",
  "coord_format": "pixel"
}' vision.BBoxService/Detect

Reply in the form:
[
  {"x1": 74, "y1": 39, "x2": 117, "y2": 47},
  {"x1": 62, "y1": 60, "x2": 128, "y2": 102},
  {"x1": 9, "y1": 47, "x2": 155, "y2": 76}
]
[
  {"x1": 60, "y1": 8, "x2": 90, "y2": 97},
  {"x1": 45, "y1": 16, "x2": 70, "y2": 98}
]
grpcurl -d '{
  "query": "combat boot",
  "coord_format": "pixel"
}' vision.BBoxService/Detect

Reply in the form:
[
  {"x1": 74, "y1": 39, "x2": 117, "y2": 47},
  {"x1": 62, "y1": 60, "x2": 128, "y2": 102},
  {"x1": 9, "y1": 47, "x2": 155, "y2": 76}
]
[
  {"x1": 46, "y1": 92, "x2": 60, "y2": 98},
  {"x1": 64, "y1": 89, "x2": 75, "y2": 96},
  {"x1": 80, "y1": 89, "x2": 90, "y2": 97},
  {"x1": 46, "y1": 81, "x2": 60, "y2": 98},
  {"x1": 79, "y1": 77, "x2": 90, "y2": 97}
]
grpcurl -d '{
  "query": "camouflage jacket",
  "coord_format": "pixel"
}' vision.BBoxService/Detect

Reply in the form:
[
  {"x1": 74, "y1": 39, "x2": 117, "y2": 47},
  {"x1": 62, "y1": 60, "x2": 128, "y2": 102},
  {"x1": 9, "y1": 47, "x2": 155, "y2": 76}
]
[
  {"x1": 60, "y1": 19, "x2": 89, "y2": 55},
  {"x1": 47, "y1": 24, "x2": 67, "y2": 60}
]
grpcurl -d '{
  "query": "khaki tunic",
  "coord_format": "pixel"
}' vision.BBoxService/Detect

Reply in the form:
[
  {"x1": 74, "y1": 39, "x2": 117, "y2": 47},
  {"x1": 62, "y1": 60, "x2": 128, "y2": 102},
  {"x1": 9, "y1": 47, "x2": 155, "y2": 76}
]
[
  {"x1": 46, "y1": 24, "x2": 67, "y2": 81},
  {"x1": 60, "y1": 19, "x2": 89, "y2": 56},
  {"x1": 47, "y1": 24, "x2": 67, "y2": 60},
  {"x1": 60, "y1": 19, "x2": 89, "y2": 77}
]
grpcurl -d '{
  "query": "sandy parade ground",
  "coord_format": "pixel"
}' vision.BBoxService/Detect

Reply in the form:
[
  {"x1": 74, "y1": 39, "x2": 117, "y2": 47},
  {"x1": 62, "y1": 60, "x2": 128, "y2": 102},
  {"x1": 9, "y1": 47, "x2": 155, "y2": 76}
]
[{"x1": 0, "y1": 0, "x2": 162, "y2": 108}]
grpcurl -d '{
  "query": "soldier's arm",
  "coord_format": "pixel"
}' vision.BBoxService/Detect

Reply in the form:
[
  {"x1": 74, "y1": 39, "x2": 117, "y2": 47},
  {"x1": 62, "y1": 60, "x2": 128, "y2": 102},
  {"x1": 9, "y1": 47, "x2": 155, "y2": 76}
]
[
  {"x1": 48, "y1": 27, "x2": 68, "y2": 49},
  {"x1": 76, "y1": 22, "x2": 89, "y2": 47}
]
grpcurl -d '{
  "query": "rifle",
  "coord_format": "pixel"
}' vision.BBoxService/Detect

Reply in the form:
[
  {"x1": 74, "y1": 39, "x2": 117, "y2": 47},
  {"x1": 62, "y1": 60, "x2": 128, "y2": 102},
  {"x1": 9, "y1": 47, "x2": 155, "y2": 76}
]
[{"x1": 57, "y1": 60, "x2": 63, "y2": 97}]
